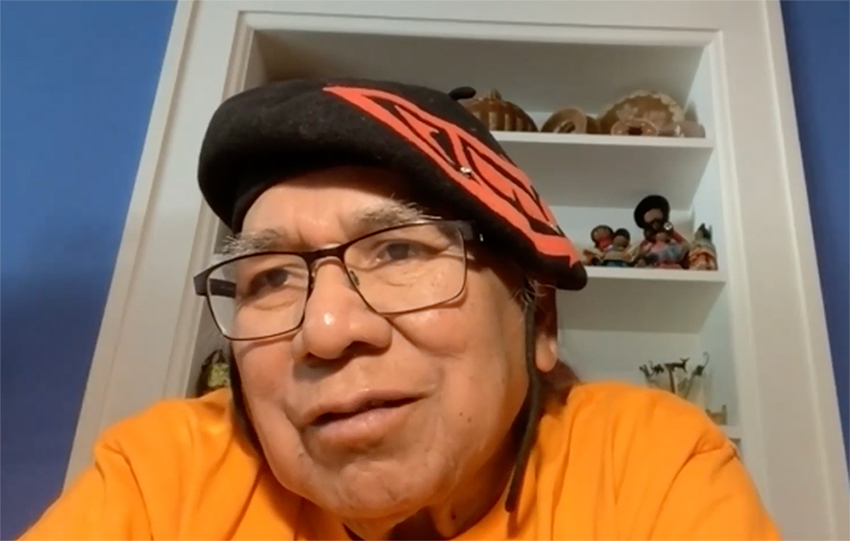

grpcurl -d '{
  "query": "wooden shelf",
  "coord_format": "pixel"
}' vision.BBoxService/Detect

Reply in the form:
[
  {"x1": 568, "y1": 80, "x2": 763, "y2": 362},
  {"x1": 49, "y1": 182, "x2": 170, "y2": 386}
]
[
  {"x1": 558, "y1": 267, "x2": 725, "y2": 333},
  {"x1": 494, "y1": 132, "x2": 714, "y2": 210}
]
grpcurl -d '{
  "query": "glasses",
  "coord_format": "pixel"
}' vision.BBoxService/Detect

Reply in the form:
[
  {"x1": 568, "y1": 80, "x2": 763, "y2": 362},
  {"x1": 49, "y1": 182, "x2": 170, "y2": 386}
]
[{"x1": 194, "y1": 220, "x2": 477, "y2": 341}]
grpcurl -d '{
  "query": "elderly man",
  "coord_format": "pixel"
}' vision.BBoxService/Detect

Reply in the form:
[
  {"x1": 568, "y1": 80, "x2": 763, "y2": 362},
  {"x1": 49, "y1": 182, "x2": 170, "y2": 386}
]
[{"x1": 22, "y1": 79, "x2": 779, "y2": 540}]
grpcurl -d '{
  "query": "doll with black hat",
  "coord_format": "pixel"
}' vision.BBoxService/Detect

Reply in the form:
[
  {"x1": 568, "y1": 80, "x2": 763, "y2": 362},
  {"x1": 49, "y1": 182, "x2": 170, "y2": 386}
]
[{"x1": 633, "y1": 195, "x2": 689, "y2": 268}]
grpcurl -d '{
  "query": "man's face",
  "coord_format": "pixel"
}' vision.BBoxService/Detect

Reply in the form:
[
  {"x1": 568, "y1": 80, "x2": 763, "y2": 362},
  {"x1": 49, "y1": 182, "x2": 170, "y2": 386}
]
[{"x1": 233, "y1": 166, "x2": 556, "y2": 523}]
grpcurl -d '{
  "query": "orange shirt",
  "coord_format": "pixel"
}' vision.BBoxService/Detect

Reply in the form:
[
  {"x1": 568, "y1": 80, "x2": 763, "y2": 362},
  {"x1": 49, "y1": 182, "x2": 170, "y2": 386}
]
[{"x1": 21, "y1": 382, "x2": 780, "y2": 540}]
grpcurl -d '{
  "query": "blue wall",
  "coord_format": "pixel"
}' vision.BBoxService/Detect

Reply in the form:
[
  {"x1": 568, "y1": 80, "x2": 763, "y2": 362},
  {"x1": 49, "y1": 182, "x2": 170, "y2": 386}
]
[
  {"x1": 0, "y1": 1, "x2": 177, "y2": 537},
  {"x1": 780, "y1": 0, "x2": 849, "y2": 463},
  {"x1": 0, "y1": 1, "x2": 846, "y2": 538}
]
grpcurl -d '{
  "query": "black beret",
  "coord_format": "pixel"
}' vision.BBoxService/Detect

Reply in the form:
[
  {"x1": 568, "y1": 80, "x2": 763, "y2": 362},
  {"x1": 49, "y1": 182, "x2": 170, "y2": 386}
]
[{"x1": 197, "y1": 77, "x2": 586, "y2": 291}]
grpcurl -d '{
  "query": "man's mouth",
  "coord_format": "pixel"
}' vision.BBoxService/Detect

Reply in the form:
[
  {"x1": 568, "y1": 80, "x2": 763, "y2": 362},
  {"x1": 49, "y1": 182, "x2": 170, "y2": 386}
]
[
  {"x1": 312, "y1": 396, "x2": 420, "y2": 426},
  {"x1": 304, "y1": 391, "x2": 424, "y2": 447}
]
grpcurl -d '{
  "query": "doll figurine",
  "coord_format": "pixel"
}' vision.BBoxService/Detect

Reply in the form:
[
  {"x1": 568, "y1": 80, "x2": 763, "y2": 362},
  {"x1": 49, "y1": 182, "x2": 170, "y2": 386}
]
[
  {"x1": 633, "y1": 195, "x2": 687, "y2": 251},
  {"x1": 636, "y1": 229, "x2": 689, "y2": 268},
  {"x1": 688, "y1": 223, "x2": 718, "y2": 270},
  {"x1": 582, "y1": 224, "x2": 614, "y2": 266},
  {"x1": 633, "y1": 195, "x2": 689, "y2": 268},
  {"x1": 601, "y1": 228, "x2": 633, "y2": 267}
]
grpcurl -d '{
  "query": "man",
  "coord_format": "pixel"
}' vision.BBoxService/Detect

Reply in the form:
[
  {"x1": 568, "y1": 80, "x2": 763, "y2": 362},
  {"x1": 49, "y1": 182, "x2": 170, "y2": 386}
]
[{"x1": 21, "y1": 79, "x2": 780, "y2": 540}]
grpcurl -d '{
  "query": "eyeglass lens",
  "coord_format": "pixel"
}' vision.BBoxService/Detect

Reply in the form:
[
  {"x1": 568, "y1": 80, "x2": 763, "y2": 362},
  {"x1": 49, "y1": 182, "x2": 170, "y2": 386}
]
[{"x1": 205, "y1": 222, "x2": 467, "y2": 340}]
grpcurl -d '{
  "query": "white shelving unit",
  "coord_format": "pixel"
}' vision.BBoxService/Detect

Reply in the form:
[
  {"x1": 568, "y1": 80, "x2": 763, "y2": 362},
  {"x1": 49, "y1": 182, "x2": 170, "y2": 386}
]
[
  {"x1": 494, "y1": 132, "x2": 714, "y2": 209},
  {"x1": 68, "y1": 2, "x2": 848, "y2": 538},
  {"x1": 560, "y1": 267, "x2": 726, "y2": 333}
]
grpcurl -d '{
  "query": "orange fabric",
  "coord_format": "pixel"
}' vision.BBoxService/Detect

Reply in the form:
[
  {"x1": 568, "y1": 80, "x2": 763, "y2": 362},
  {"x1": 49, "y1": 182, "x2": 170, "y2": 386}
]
[{"x1": 21, "y1": 382, "x2": 780, "y2": 540}]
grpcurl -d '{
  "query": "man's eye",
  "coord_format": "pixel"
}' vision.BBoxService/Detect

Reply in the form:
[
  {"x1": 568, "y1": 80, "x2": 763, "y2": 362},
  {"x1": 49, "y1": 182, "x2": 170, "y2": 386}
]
[
  {"x1": 246, "y1": 267, "x2": 290, "y2": 296},
  {"x1": 382, "y1": 242, "x2": 417, "y2": 261}
]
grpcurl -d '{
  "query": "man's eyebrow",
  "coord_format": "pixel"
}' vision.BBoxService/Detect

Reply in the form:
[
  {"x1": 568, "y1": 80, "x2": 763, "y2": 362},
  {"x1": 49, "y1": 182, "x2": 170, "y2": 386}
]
[
  {"x1": 353, "y1": 200, "x2": 434, "y2": 231},
  {"x1": 219, "y1": 230, "x2": 285, "y2": 258},
  {"x1": 217, "y1": 201, "x2": 437, "y2": 258}
]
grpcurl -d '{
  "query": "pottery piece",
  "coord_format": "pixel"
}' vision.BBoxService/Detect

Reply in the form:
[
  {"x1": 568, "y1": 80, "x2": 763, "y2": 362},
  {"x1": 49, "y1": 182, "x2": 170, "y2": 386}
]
[
  {"x1": 599, "y1": 91, "x2": 686, "y2": 136},
  {"x1": 659, "y1": 120, "x2": 706, "y2": 138},
  {"x1": 459, "y1": 89, "x2": 537, "y2": 132},
  {"x1": 541, "y1": 107, "x2": 599, "y2": 134}
]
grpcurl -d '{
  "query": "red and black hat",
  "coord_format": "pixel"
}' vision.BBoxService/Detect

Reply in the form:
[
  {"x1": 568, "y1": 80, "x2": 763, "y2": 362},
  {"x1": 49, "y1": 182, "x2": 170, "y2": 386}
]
[{"x1": 197, "y1": 78, "x2": 587, "y2": 290}]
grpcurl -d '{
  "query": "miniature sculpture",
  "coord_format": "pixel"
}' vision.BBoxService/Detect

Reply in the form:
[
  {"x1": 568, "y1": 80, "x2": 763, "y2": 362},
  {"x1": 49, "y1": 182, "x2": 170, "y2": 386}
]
[
  {"x1": 456, "y1": 88, "x2": 538, "y2": 132},
  {"x1": 688, "y1": 223, "x2": 719, "y2": 270}
]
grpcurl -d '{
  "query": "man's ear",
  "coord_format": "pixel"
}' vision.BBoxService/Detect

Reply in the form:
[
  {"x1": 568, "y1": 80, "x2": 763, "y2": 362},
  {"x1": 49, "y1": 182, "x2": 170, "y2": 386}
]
[{"x1": 533, "y1": 285, "x2": 559, "y2": 374}]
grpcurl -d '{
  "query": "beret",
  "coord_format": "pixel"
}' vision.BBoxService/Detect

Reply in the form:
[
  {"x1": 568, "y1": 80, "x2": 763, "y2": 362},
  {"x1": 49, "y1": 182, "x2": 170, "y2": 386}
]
[{"x1": 197, "y1": 77, "x2": 586, "y2": 290}]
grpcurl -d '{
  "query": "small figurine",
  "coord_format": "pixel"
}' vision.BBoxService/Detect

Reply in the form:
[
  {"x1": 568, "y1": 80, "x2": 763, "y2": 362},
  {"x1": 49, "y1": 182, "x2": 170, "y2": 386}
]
[
  {"x1": 633, "y1": 195, "x2": 689, "y2": 268},
  {"x1": 637, "y1": 229, "x2": 689, "y2": 269},
  {"x1": 681, "y1": 353, "x2": 710, "y2": 408},
  {"x1": 688, "y1": 223, "x2": 719, "y2": 270},
  {"x1": 582, "y1": 224, "x2": 614, "y2": 266},
  {"x1": 601, "y1": 228, "x2": 633, "y2": 267},
  {"x1": 195, "y1": 348, "x2": 230, "y2": 397},
  {"x1": 639, "y1": 361, "x2": 669, "y2": 391},
  {"x1": 639, "y1": 353, "x2": 711, "y2": 407}
]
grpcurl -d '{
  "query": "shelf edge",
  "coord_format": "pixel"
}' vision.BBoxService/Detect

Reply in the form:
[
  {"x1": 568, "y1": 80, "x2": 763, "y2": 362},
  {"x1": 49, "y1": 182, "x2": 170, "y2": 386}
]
[{"x1": 493, "y1": 131, "x2": 715, "y2": 149}]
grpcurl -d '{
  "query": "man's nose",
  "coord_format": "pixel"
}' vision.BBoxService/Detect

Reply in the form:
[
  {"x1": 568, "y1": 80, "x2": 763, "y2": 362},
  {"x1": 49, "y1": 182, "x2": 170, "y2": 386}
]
[{"x1": 290, "y1": 259, "x2": 392, "y2": 362}]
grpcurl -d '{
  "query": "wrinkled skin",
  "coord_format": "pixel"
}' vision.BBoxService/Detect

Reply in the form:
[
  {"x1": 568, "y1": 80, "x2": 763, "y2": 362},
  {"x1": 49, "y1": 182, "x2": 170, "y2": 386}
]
[{"x1": 233, "y1": 166, "x2": 559, "y2": 540}]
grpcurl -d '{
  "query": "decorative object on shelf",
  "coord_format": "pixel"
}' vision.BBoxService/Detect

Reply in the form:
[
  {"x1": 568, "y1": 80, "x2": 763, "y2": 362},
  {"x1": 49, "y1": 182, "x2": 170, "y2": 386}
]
[
  {"x1": 639, "y1": 361, "x2": 669, "y2": 390},
  {"x1": 541, "y1": 106, "x2": 600, "y2": 134},
  {"x1": 688, "y1": 223, "x2": 719, "y2": 270},
  {"x1": 635, "y1": 228, "x2": 690, "y2": 269},
  {"x1": 599, "y1": 90, "x2": 692, "y2": 137},
  {"x1": 195, "y1": 348, "x2": 230, "y2": 397},
  {"x1": 581, "y1": 224, "x2": 614, "y2": 266},
  {"x1": 662, "y1": 358, "x2": 690, "y2": 398},
  {"x1": 659, "y1": 120, "x2": 706, "y2": 138},
  {"x1": 679, "y1": 352, "x2": 710, "y2": 408},
  {"x1": 706, "y1": 404, "x2": 728, "y2": 426},
  {"x1": 639, "y1": 352, "x2": 711, "y2": 408},
  {"x1": 601, "y1": 228, "x2": 633, "y2": 267},
  {"x1": 456, "y1": 88, "x2": 538, "y2": 132},
  {"x1": 632, "y1": 194, "x2": 690, "y2": 268}
]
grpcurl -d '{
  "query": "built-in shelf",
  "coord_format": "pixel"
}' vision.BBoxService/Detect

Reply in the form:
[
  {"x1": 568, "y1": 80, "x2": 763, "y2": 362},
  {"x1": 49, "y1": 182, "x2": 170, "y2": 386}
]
[
  {"x1": 255, "y1": 25, "x2": 706, "y2": 115},
  {"x1": 494, "y1": 132, "x2": 714, "y2": 209},
  {"x1": 558, "y1": 267, "x2": 726, "y2": 333}
]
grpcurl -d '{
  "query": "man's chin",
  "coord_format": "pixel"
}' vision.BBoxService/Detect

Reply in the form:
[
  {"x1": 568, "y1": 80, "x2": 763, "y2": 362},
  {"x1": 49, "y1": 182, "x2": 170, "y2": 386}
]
[{"x1": 311, "y1": 463, "x2": 444, "y2": 521}]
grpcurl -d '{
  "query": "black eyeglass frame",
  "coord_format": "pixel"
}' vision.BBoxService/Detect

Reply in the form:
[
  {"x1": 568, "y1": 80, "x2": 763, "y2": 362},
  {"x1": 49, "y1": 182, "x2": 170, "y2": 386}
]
[{"x1": 193, "y1": 219, "x2": 480, "y2": 341}]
